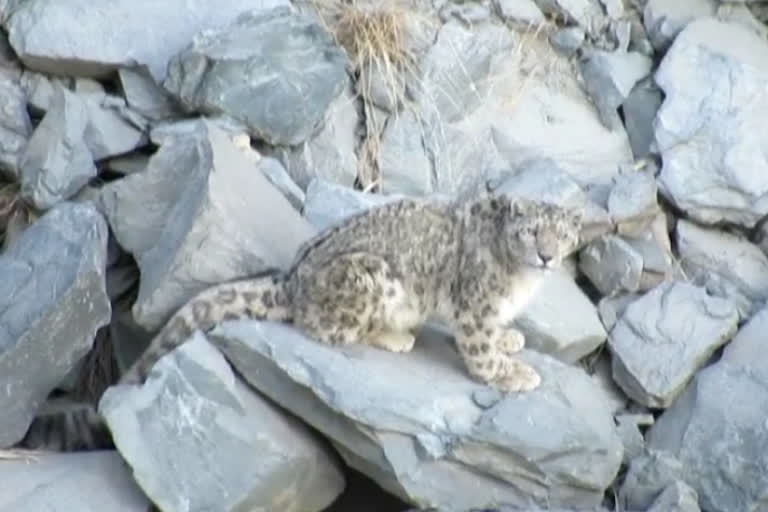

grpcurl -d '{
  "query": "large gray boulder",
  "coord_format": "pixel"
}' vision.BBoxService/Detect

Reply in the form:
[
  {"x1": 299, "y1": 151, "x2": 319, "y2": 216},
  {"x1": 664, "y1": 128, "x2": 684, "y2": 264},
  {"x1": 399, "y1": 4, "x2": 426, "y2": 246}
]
[
  {"x1": 100, "y1": 332, "x2": 345, "y2": 512},
  {"x1": 655, "y1": 17, "x2": 768, "y2": 228},
  {"x1": 97, "y1": 119, "x2": 314, "y2": 331},
  {"x1": 4, "y1": 0, "x2": 289, "y2": 82},
  {"x1": 0, "y1": 202, "x2": 110, "y2": 447},
  {"x1": 211, "y1": 321, "x2": 624, "y2": 512}
]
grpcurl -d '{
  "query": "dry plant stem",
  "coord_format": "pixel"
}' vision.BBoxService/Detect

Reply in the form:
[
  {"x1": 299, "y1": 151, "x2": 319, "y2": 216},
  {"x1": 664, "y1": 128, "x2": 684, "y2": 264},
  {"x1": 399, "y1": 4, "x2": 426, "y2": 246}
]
[{"x1": 308, "y1": 0, "x2": 422, "y2": 191}]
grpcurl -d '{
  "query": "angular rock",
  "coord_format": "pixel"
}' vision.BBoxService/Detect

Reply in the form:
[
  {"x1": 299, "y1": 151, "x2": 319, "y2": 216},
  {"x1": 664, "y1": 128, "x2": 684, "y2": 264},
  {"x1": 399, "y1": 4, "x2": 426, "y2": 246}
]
[
  {"x1": 608, "y1": 281, "x2": 739, "y2": 408},
  {"x1": 716, "y1": 3, "x2": 768, "y2": 40},
  {"x1": 377, "y1": 109, "x2": 436, "y2": 195},
  {"x1": 5, "y1": 0, "x2": 289, "y2": 82},
  {"x1": 17, "y1": 70, "x2": 66, "y2": 113},
  {"x1": 647, "y1": 481, "x2": 701, "y2": 512},
  {"x1": 619, "y1": 449, "x2": 686, "y2": 510},
  {"x1": 549, "y1": 27, "x2": 586, "y2": 56},
  {"x1": 97, "y1": 119, "x2": 314, "y2": 331},
  {"x1": 213, "y1": 321, "x2": 623, "y2": 511},
  {"x1": 0, "y1": 451, "x2": 150, "y2": 511},
  {"x1": 0, "y1": 75, "x2": 32, "y2": 179},
  {"x1": 117, "y1": 68, "x2": 178, "y2": 122},
  {"x1": 622, "y1": 78, "x2": 663, "y2": 159},
  {"x1": 579, "y1": 235, "x2": 644, "y2": 296},
  {"x1": 515, "y1": 268, "x2": 608, "y2": 363},
  {"x1": 579, "y1": 49, "x2": 653, "y2": 130},
  {"x1": 615, "y1": 414, "x2": 647, "y2": 464},
  {"x1": 302, "y1": 178, "x2": 405, "y2": 231},
  {"x1": 533, "y1": 0, "x2": 606, "y2": 28},
  {"x1": 647, "y1": 353, "x2": 768, "y2": 512},
  {"x1": 262, "y1": 84, "x2": 359, "y2": 190},
  {"x1": 608, "y1": 170, "x2": 659, "y2": 236},
  {"x1": 164, "y1": 6, "x2": 348, "y2": 146},
  {"x1": 490, "y1": 158, "x2": 614, "y2": 237},
  {"x1": 439, "y1": 1, "x2": 491, "y2": 23},
  {"x1": 493, "y1": 0, "x2": 546, "y2": 27},
  {"x1": 643, "y1": 0, "x2": 716, "y2": 51},
  {"x1": 597, "y1": 292, "x2": 639, "y2": 332},
  {"x1": 655, "y1": 18, "x2": 768, "y2": 228},
  {"x1": 0, "y1": 202, "x2": 110, "y2": 447},
  {"x1": 19, "y1": 84, "x2": 96, "y2": 210},
  {"x1": 100, "y1": 332, "x2": 344, "y2": 512},
  {"x1": 81, "y1": 95, "x2": 147, "y2": 161},
  {"x1": 721, "y1": 304, "x2": 768, "y2": 366},
  {"x1": 414, "y1": 20, "x2": 515, "y2": 123},
  {"x1": 676, "y1": 218, "x2": 768, "y2": 317}
]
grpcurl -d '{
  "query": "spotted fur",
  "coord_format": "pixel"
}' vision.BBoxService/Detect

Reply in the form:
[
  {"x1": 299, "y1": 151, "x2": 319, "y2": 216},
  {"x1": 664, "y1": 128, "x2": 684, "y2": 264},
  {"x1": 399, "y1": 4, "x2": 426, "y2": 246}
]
[{"x1": 121, "y1": 194, "x2": 582, "y2": 392}]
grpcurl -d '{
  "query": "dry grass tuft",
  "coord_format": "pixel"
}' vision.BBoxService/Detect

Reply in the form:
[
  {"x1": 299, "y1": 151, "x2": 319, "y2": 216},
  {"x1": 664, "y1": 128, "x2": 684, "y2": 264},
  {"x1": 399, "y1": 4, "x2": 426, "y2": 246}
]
[{"x1": 307, "y1": 0, "x2": 429, "y2": 191}]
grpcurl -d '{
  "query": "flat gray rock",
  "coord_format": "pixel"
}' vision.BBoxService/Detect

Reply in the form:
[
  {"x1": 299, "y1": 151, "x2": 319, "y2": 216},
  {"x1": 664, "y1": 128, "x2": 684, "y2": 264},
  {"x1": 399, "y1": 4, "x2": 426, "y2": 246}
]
[
  {"x1": 212, "y1": 321, "x2": 623, "y2": 512},
  {"x1": 0, "y1": 451, "x2": 149, "y2": 511},
  {"x1": 19, "y1": 84, "x2": 96, "y2": 210},
  {"x1": 5, "y1": 0, "x2": 289, "y2": 82},
  {"x1": 97, "y1": 119, "x2": 314, "y2": 331},
  {"x1": 655, "y1": 18, "x2": 768, "y2": 228},
  {"x1": 676, "y1": 219, "x2": 768, "y2": 317},
  {"x1": 100, "y1": 332, "x2": 344, "y2": 512},
  {"x1": 0, "y1": 202, "x2": 110, "y2": 447},
  {"x1": 646, "y1": 345, "x2": 768, "y2": 512},
  {"x1": 608, "y1": 281, "x2": 738, "y2": 408},
  {"x1": 164, "y1": 6, "x2": 348, "y2": 146},
  {"x1": 0, "y1": 75, "x2": 31, "y2": 179}
]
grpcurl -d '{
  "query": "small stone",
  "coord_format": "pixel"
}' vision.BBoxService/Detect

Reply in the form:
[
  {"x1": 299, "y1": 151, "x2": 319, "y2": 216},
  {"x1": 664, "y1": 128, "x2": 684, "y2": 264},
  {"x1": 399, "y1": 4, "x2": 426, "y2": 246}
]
[
  {"x1": 493, "y1": 0, "x2": 546, "y2": 27},
  {"x1": 18, "y1": 84, "x2": 96, "y2": 210},
  {"x1": 579, "y1": 49, "x2": 653, "y2": 130},
  {"x1": 643, "y1": 0, "x2": 717, "y2": 51},
  {"x1": 0, "y1": 75, "x2": 32, "y2": 179},
  {"x1": 0, "y1": 451, "x2": 150, "y2": 511},
  {"x1": 622, "y1": 78, "x2": 664, "y2": 159},
  {"x1": 647, "y1": 481, "x2": 701, "y2": 512},
  {"x1": 579, "y1": 235, "x2": 644, "y2": 296}
]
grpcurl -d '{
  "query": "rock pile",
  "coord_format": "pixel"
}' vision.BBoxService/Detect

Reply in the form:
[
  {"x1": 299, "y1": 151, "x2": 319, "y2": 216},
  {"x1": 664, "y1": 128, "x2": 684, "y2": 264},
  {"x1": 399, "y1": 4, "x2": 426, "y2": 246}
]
[{"x1": 1, "y1": 1, "x2": 767, "y2": 511}]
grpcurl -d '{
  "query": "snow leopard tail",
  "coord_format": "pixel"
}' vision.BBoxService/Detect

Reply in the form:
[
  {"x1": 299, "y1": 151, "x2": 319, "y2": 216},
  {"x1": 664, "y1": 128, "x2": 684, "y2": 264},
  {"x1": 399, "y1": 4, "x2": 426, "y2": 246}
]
[
  {"x1": 119, "y1": 273, "x2": 293, "y2": 386},
  {"x1": 20, "y1": 398, "x2": 113, "y2": 452}
]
